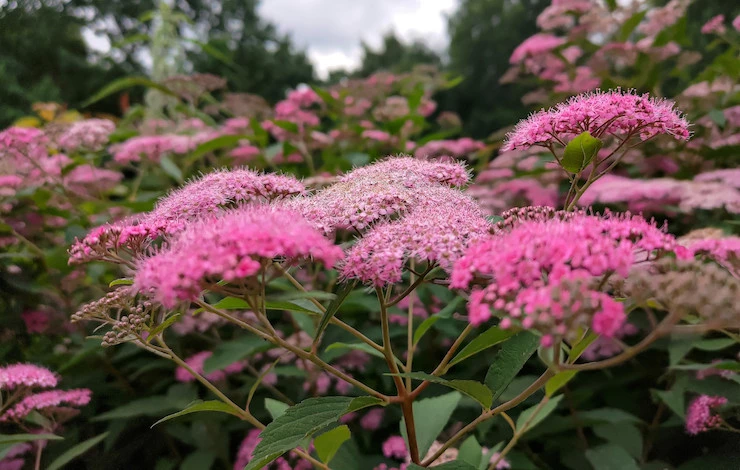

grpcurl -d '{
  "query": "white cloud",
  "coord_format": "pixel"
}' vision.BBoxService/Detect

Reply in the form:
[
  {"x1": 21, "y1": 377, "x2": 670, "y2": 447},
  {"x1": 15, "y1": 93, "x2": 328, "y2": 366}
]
[{"x1": 258, "y1": 0, "x2": 458, "y2": 79}]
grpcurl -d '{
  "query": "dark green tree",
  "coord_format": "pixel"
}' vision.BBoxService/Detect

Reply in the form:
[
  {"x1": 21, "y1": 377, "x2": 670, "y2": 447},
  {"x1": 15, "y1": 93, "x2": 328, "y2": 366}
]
[
  {"x1": 358, "y1": 32, "x2": 442, "y2": 77},
  {"x1": 440, "y1": 0, "x2": 550, "y2": 138}
]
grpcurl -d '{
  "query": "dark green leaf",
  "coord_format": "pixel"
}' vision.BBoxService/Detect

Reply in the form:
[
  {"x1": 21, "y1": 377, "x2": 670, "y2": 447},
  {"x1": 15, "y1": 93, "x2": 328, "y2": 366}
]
[
  {"x1": 458, "y1": 435, "x2": 483, "y2": 467},
  {"x1": 203, "y1": 335, "x2": 266, "y2": 374},
  {"x1": 448, "y1": 326, "x2": 517, "y2": 368},
  {"x1": 46, "y1": 432, "x2": 109, "y2": 470},
  {"x1": 585, "y1": 444, "x2": 640, "y2": 470},
  {"x1": 314, "y1": 425, "x2": 351, "y2": 464},
  {"x1": 159, "y1": 155, "x2": 183, "y2": 183},
  {"x1": 82, "y1": 76, "x2": 177, "y2": 107},
  {"x1": 389, "y1": 372, "x2": 492, "y2": 409},
  {"x1": 189, "y1": 135, "x2": 247, "y2": 161},
  {"x1": 151, "y1": 400, "x2": 241, "y2": 427},
  {"x1": 561, "y1": 131, "x2": 603, "y2": 173},
  {"x1": 653, "y1": 389, "x2": 685, "y2": 418},
  {"x1": 180, "y1": 450, "x2": 216, "y2": 470},
  {"x1": 413, "y1": 316, "x2": 440, "y2": 345},
  {"x1": 617, "y1": 10, "x2": 649, "y2": 42},
  {"x1": 273, "y1": 120, "x2": 299, "y2": 133},
  {"x1": 593, "y1": 423, "x2": 643, "y2": 459},
  {"x1": 0, "y1": 434, "x2": 62, "y2": 445},
  {"x1": 315, "y1": 281, "x2": 357, "y2": 342},
  {"x1": 400, "y1": 392, "x2": 461, "y2": 457},
  {"x1": 145, "y1": 314, "x2": 181, "y2": 340},
  {"x1": 515, "y1": 395, "x2": 563, "y2": 432},
  {"x1": 265, "y1": 299, "x2": 323, "y2": 315},
  {"x1": 568, "y1": 331, "x2": 599, "y2": 362},
  {"x1": 485, "y1": 331, "x2": 539, "y2": 401}
]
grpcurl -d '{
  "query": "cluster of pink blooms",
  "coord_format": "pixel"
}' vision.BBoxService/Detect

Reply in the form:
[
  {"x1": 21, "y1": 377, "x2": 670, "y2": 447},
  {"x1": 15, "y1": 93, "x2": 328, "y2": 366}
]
[
  {"x1": 536, "y1": 0, "x2": 592, "y2": 31},
  {"x1": 580, "y1": 173, "x2": 740, "y2": 215},
  {"x1": 377, "y1": 436, "x2": 510, "y2": 469},
  {"x1": 685, "y1": 395, "x2": 727, "y2": 435},
  {"x1": 638, "y1": 0, "x2": 691, "y2": 37},
  {"x1": 69, "y1": 169, "x2": 304, "y2": 263},
  {"x1": 413, "y1": 138, "x2": 485, "y2": 160},
  {"x1": 57, "y1": 118, "x2": 116, "y2": 152},
  {"x1": 502, "y1": 90, "x2": 690, "y2": 152},
  {"x1": 0, "y1": 363, "x2": 91, "y2": 423},
  {"x1": 289, "y1": 157, "x2": 470, "y2": 234},
  {"x1": 701, "y1": 15, "x2": 727, "y2": 35},
  {"x1": 233, "y1": 429, "x2": 312, "y2": 470},
  {"x1": 134, "y1": 205, "x2": 344, "y2": 307},
  {"x1": 174, "y1": 351, "x2": 246, "y2": 383},
  {"x1": 451, "y1": 209, "x2": 683, "y2": 346},
  {"x1": 581, "y1": 322, "x2": 639, "y2": 361},
  {"x1": 110, "y1": 134, "x2": 197, "y2": 163},
  {"x1": 0, "y1": 443, "x2": 32, "y2": 470}
]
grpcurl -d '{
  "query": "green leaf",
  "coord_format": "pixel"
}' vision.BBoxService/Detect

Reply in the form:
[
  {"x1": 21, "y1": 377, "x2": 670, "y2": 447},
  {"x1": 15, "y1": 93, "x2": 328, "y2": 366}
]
[
  {"x1": 159, "y1": 155, "x2": 183, "y2": 183},
  {"x1": 151, "y1": 400, "x2": 241, "y2": 428},
  {"x1": 485, "y1": 331, "x2": 539, "y2": 402},
  {"x1": 314, "y1": 281, "x2": 357, "y2": 342},
  {"x1": 109, "y1": 278, "x2": 133, "y2": 287},
  {"x1": 145, "y1": 314, "x2": 181, "y2": 340},
  {"x1": 515, "y1": 395, "x2": 563, "y2": 432},
  {"x1": 46, "y1": 432, "x2": 109, "y2": 470},
  {"x1": 653, "y1": 389, "x2": 685, "y2": 418},
  {"x1": 693, "y1": 338, "x2": 735, "y2": 351},
  {"x1": 435, "y1": 296, "x2": 464, "y2": 319},
  {"x1": 212, "y1": 297, "x2": 250, "y2": 310},
  {"x1": 265, "y1": 299, "x2": 323, "y2": 315},
  {"x1": 203, "y1": 335, "x2": 266, "y2": 373},
  {"x1": 265, "y1": 398, "x2": 290, "y2": 420},
  {"x1": 0, "y1": 434, "x2": 62, "y2": 445},
  {"x1": 314, "y1": 425, "x2": 351, "y2": 464},
  {"x1": 617, "y1": 10, "x2": 648, "y2": 42},
  {"x1": 561, "y1": 131, "x2": 603, "y2": 174},
  {"x1": 413, "y1": 316, "x2": 440, "y2": 345},
  {"x1": 325, "y1": 342, "x2": 400, "y2": 365},
  {"x1": 180, "y1": 450, "x2": 216, "y2": 470},
  {"x1": 389, "y1": 372, "x2": 492, "y2": 409},
  {"x1": 585, "y1": 444, "x2": 640, "y2": 470},
  {"x1": 458, "y1": 435, "x2": 483, "y2": 467},
  {"x1": 545, "y1": 371, "x2": 578, "y2": 397},
  {"x1": 568, "y1": 331, "x2": 599, "y2": 362},
  {"x1": 408, "y1": 462, "x2": 476, "y2": 470},
  {"x1": 400, "y1": 392, "x2": 461, "y2": 457},
  {"x1": 188, "y1": 134, "x2": 247, "y2": 161},
  {"x1": 93, "y1": 396, "x2": 178, "y2": 421},
  {"x1": 708, "y1": 109, "x2": 727, "y2": 128},
  {"x1": 82, "y1": 76, "x2": 176, "y2": 107},
  {"x1": 579, "y1": 408, "x2": 642, "y2": 425},
  {"x1": 593, "y1": 423, "x2": 643, "y2": 459},
  {"x1": 448, "y1": 326, "x2": 517, "y2": 368},
  {"x1": 273, "y1": 120, "x2": 299, "y2": 133},
  {"x1": 244, "y1": 396, "x2": 377, "y2": 470}
]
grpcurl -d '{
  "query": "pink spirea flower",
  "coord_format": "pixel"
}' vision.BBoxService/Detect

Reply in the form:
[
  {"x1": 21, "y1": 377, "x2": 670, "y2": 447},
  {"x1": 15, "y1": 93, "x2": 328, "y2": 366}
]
[
  {"x1": 341, "y1": 185, "x2": 490, "y2": 285},
  {"x1": 233, "y1": 429, "x2": 311, "y2": 470},
  {"x1": 110, "y1": 134, "x2": 196, "y2": 163},
  {"x1": 21, "y1": 310, "x2": 51, "y2": 334},
  {"x1": 69, "y1": 169, "x2": 304, "y2": 264},
  {"x1": 134, "y1": 205, "x2": 343, "y2": 307},
  {"x1": 175, "y1": 351, "x2": 244, "y2": 383},
  {"x1": 701, "y1": 15, "x2": 726, "y2": 35},
  {"x1": 289, "y1": 157, "x2": 470, "y2": 234},
  {"x1": 0, "y1": 364, "x2": 57, "y2": 390},
  {"x1": 581, "y1": 322, "x2": 639, "y2": 361},
  {"x1": 638, "y1": 0, "x2": 690, "y2": 36},
  {"x1": 414, "y1": 138, "x2": 485, "y2": 160},
  {"x1": 64, "y1": 165, "x2": 123, "y2": 194},
  {"x1": 685, "y1": 395, "x2": 727, "y2": 434},
  {"x1": 57, "y1": 119, "x2": 116, "y2": 152},
  {"x1": 360, "y1": 408, "x2": 384, "y2": 430},
  {"x1": 230, "y1": 145, "x2": 261, "y2": 162},
  {"x1": 0, "y1": 444, "x2": 31, "y2": 470},
  {"x1": 362, "y1": 130, "x2": 392, "y2": 142},
  {"x1": 734, "y1": 15, "x2": 740, "y2": 31},
  {"x1": 510, "y1": 34, "x2": 566, "y2": 63},
  {"x1": 382, "y1": 436, "x2": 408, "y2": 459},
  {"x1": 502, "y1": 89, "x2": 690, "y2": 152},
  {"x1": 451, "y1": 210, "x2": 681, "y2": 344},
  {"x1": 0, "y1": 389, "x2": 91, "y2": 422}
]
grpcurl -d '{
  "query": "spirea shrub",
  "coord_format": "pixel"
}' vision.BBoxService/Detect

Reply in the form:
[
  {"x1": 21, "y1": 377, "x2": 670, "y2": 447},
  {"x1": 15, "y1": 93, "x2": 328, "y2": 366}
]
[{"x1": 2, "y1": 5, "x2": 740, "y2": 468}]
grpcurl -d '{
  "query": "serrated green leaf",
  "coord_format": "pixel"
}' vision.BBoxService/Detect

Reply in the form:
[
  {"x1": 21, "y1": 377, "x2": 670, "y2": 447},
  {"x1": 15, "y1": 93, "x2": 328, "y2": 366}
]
[
  {"x1": 545, "y1": 371, "x2": 578, "y2": 397},
  {"x1": 314, "y1": 425, "x2": 351, "y2": 464},
  {"x1": 264, "y1": 398, "x2": 289, "y2": 420},
  {"x1": 109, "y1": 278, "x2": 133, "y2": 287},
  {"x1": 265, "y1": 299, "x2": 323, "y2": 315},
  {"x1": 485, "y1": 331, "x2": 539, "y2": 402},
  {"x1": 448, "y1": 326, "x2": 517, "y2": 368},
  {"x1": 46, "y1": 432, "x2": 109, "y2": 470},
  {"x1": 515, "y1": 395, "x2": 563, "y2": 432},
  {"x1": 244, "y1": 396, "x2": 362, "y2": 470},
  {"x1": 389, "y1": 372, "x2": 492, "y2": 409},
  {"x1": 561, "y1": 131, "x2": 603, "y2": 173},
  {"x1": 458, "y1": 435, "x2": 483, "y2": 467},
  {"x1": 203, "y1": 335, "x2": 266, "y2": 374},
  {"x1": 314, "y1": 281, "x2": 356, "y2": 342},
  {"x1": 413, "y1": 316, "x2": 440, "y2": 345},
  {"x1": 150, "y1": 400, "x2": 241, "y2": 427},
  {"x1": 585, "y1": 444, "x2": 640, "y2": 470},
  {"x1": 400, "y1": 392, "x2": 461, "y2": 457}
]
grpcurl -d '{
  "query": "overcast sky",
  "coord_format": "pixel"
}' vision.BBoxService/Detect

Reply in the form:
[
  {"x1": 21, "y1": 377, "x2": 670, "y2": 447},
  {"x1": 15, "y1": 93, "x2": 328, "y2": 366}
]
[{"x1": 257, "y1": 0, "x2": 459, "y2": 79}]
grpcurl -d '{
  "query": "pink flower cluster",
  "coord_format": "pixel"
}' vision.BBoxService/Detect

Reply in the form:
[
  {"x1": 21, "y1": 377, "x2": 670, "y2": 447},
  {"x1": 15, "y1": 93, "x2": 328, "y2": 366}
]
[
  {"x1": 502, "y1": 90, "x2": 690, "y2": 152},
  {"x1": 110, "y1": 134, "x2": 196, "y2": 163},
  {"x1": 413, "y1": 138, "x2": 485, "y2": 160},
  {"x1": 0, "y1": 364, "x2": 58, "y2": 389},
  {"x1": 451, "y1": 210, "x2": 682, "y2": 345},
  {"x1": 174, "y1": 351, "x2": 245, "y2": 383},
  {"x1": 581, "y1": 322, "x2": 639, "y2": 361},
  {"x1": 0, "y1": 363, "x2": 91, "y2": 423},
  {"x1": 685, "y1": 395, "x2": 727, "y2": 435},
  {"x1": 233, "y1": 429, "x2": 312, "y2": 470},
  {"x1": 134, "y1": 205, "x2": 343, "y2": 307},
  {"x1": 701, "y1": 15, "x2": 726, "y2": 35},
  {"x1": 377, "y1": 436, "x2": 510, "y2": 469},
  {"x1": 510, "y1": 34, "x2": 566, "y2": 64},
  {"x1": 57, "y1": 119, "x2": 116, "y2": 152},
  {"x1": 537, "y1": 0, "x2": 592, "y2": 31},
  {"x1": 289, "y1": 157, "x2": 470, "y2": 234},
  {"x1": 69, "y1": 168, "x2": 304, "y2": 263},
  {"x1": 0, "y1": 443, "x2": 31, "y2": 470}
]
